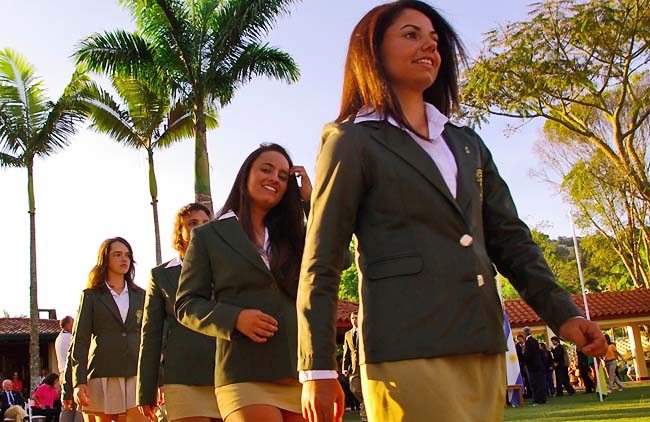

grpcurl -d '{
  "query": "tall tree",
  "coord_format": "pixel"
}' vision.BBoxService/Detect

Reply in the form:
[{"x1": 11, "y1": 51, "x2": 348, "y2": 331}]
[
  {"x1": 83, "y1": 73, "x2": 217, "y2": 263},
  {"x1": 75, "y1": 0, "x2": 301, "y2": 212},
  {"x1": 462, "y1": 0, "x2": 650, "y2": 201},
  {"x1": 0, "y1": 49, "x2": 88, "y2": 392}
]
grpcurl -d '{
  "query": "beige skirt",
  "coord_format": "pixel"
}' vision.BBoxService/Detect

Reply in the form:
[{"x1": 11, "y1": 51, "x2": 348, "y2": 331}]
[
  {"x1": 164, "y1": 384, "x2": 221, "y2": 421},
  {"x1": 361, "y1": 353, "x2": 505, "y2": 422},
  {"x1": 215, "y1": 379, "x2": 302, "y2": 419},
  {"x1": 84, "y1": 376, "x2": 136, "y2": 415}
]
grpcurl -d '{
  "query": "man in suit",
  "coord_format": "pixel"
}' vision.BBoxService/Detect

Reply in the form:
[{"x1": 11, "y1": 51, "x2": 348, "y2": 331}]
[
  {"x1": 55, "y1": 316, "x2": 74, "y2": 374},
  {"x1": 523, "y1": 327, "x2": 546, "y2": 405},
  {"x1": 342, "y1": 312, "x2": 365, "y2": 422},
  {"x1": 551, "y1": 336, "x2": 575, "y2": 396},
  {"x1": 515, "y1": 334, "x2": 531, "y2": 398},
  {"x1": 0, "y1": 379, "x2": 27, "y2": 422}
]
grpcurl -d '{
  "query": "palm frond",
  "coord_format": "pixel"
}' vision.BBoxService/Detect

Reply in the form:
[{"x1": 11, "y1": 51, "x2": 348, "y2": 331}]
[
  {"x1": 210, "y1": 42, "x2": 299, "y2": 105},
  {"x1": 0, "y1": 151, "x2": 24, "y2": 168},
  {"x1": 155, "y1": 100, "x2": 218, "y2": 148},
  {"x1": 83, "y1": 82, "x2": 144, "y2": 150},
  {"x1": 74, "y1": 30, "x2": 154, "y2": 77}
]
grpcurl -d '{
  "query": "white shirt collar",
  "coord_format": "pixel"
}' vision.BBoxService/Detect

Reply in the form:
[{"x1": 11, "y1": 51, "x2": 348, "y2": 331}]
[
  {"x1": 105, "y1": 281, "x2": 128, "y2": 297},
  {"x1": 354, "y1": 102, "x2": 449, "y2": 140},
  {"x1": 165, "y1": 256, "x2": 183, "y2": 268}
]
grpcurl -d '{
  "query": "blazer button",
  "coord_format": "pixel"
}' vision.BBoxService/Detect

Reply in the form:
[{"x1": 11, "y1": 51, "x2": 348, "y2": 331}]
[
  {"x1": 459, "y1": 234, "x2": 473, "y2": 247},
  {"x1": 122, "y1": 332, "x2": 127, "y2": 337}
]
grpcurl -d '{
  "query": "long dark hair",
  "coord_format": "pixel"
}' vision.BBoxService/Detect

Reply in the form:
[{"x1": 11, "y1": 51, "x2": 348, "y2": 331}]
[
  {"x1": 87, "y1": 237, "x2": 137, "y2": 289},
  {"x1": 218, "y1": 143, "x2": 306, "y2": 298},
  {"x1": 337, "y1": 0, "x2": 466, "y2": 133}
]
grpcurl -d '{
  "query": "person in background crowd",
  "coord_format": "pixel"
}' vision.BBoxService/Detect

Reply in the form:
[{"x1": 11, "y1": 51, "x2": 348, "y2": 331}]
[
  {"x1": 296, "y1": 2, "x2": 606, "y2": 420},
  {"x1": 32, "y1": 373, "x2": 62, "y2": 422},
  {"x1": 69, "y1": 237, "x2": 147, "y2": 422},
  {"x1": 515, "y1": 334, "x2": 530, "y2": 398},
  {"x1": 604, "y1": 334, "x2": 624, "y2": 393},
  {"x1": 550, "y1": 336, "x2": 575, "y2": 396},
  {"x1": 539, "y1": 343, "x2": 556, "y2": 397},
  {"x1": 524, "y1": 328, "x2": 547, "y2": 406},
  {"x1": 56, "y1": 317, "x2": 75, "y2": 374},
  {"x1": 137, "y1": 203, "x2": 222, "y2": 422},
  {"x1": 342, "y1": 312, "x2": 365, "y2": 422},
  {"x1": 176, "y1": 144, "x2": 312, "y2": 421},
  {"x1": 577, "y1": 349, "x2": 595, "y2": 394},
  {"x1": 1, "y1": 379, "x2": 27, "y2": 422},
  {"x1": 10, "y1": 373, "x2": 23, "y2": 397}
]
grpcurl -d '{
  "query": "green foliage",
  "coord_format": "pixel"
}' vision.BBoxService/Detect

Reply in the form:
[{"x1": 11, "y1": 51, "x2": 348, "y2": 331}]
[{"x1": 338, "y1": 241, "x2": 359, "y2": 303}]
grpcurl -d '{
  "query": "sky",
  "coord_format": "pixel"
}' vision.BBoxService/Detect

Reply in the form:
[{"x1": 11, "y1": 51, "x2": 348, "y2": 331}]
[{"x1": 0, "y1": 0, "x2": 573, "y2": 319}]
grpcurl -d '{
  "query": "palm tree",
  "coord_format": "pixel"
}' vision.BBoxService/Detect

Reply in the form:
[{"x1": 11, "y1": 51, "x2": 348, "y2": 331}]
[
  {"x1": 83, "y1": 73, "x2": 217, "y2": 264},
  {"x1": 74, "y1": 0, "x2": 301, "y2": 212},
  {"x1": 0, "y1": 48, "x2": 88, "y2": 392}
]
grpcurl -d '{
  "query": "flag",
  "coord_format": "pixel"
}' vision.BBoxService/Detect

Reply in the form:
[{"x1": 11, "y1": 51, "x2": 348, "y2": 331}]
[
  {"x1": 503, "y1": 310, "x2": 524, "y2": 406},
  {"x1": 595, "y1": 359, "x2": 608, "y2": 399}
]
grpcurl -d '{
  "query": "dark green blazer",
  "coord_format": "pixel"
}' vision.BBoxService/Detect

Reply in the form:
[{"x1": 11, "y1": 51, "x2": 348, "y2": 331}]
[
  {"x1": 297, "y1": 120, "x2": 582, "y2": 371},
  {"x1": 136, "y1": 261, "x2": 216, "y2": 406},
  {"x1": 70, "y1": 285, "x2": 145, "y2": 387},
  {"x1": 175, "y1": 217, "x2": 299, "y2": 387}
]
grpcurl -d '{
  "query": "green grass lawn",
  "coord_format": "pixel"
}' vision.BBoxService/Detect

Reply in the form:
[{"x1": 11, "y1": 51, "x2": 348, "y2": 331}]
[{"x1": 342, "y1": 382, "x2": 650, "y2": 421}]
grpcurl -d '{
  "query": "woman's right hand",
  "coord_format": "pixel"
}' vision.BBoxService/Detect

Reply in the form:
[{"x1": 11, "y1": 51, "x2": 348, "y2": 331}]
[
  {"x1": 235, "y1": 309, "x2": 278, "y2": 343},
  {"x1": 73, "y1": 384, "x2": 89, "y2": 407},
  {"x1": 138, "y1": 405, "x2": 157, "y2": 421}
]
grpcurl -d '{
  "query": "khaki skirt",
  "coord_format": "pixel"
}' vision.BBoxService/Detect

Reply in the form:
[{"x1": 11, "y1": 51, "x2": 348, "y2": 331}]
[
  {"x1": 164, "y1": 384, "x2": 221, "y2": 421},
  {"x1": 215, "y1": 379, "x2": 302, "y2": 419},
  {"x1": 84, "y1": 376, "x2": 136, "y2": 415}
]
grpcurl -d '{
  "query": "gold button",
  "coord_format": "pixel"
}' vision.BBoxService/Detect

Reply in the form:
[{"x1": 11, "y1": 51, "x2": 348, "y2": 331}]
[{"x1": 459, "y1": 234, "x2": 473, "y2": 247}]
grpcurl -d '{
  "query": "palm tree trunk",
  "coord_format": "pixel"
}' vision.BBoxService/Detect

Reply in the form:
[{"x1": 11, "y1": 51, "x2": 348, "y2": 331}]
[
  {"x1": 193, "y1": 97, "x2": 213, "y2": 214},
  {"x1": 27, "y1": 161, "x2": 40, "y2": 394},
  {"x1": 148, "y1": 148, "x2": 162, "y2": 265}
]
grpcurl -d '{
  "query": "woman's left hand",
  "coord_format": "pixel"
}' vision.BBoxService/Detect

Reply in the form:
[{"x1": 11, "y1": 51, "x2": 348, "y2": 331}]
[{"x1": 291, "y1": 166, "x2": 312, "y2": 201}]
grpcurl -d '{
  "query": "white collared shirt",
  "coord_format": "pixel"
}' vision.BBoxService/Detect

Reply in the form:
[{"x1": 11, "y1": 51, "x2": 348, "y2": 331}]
[
  {"x1": 54, "y1": 331, "x2": 72, "y2": 373},
  {"x1": 355, "y1": 102, "x2": 458, "y2": 198},
  {"x1": 106, "y1": 282, "x2": 129, "y2": 322},
  {"x1": 165, "y1": 256, "x2": 183, "y2": 268}
]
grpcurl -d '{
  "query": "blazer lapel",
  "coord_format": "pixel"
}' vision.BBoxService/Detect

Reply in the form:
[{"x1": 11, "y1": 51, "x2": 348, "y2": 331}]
[
  {"x1": 442, "y1": 124, "x2": 475, "y2": 217},
  {"x1": 125, "y1": 287, "x2": 140, "y2": 327},
  {"x1": 212, "y1": 217, "x2": 274, "y2": 278},
  {"x1": 97, "y1": 288, "x2": 125, "y2": 326},
  {"x1": 364, "y1": 121, "x2": 464, "y2": 217}
]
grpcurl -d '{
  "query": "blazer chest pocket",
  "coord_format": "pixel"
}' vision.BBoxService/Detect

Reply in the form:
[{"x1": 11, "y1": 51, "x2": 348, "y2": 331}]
[{"x1": 366, "y1": 253, "x2": 423, "y2": 280}]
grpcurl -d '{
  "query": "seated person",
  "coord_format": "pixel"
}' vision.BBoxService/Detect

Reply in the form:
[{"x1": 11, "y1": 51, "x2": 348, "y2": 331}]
[
  {"x1": 1, "y1": 379, "x2": 27, "y2": 422},
  {"x1": 32, "y1": 374, "x2": 61, "y2": 422}
]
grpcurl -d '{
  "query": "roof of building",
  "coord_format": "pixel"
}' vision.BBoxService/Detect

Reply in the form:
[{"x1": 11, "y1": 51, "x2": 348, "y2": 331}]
[
  {"x1": 0, "y1": 318, "x2": 60, "y2": 340},
  {"x1": 336, "y1": 289, "x2": 650, "y2": 329},
  {"x1": 505, "y1": 288, "x2": 650, "y2": 328}
]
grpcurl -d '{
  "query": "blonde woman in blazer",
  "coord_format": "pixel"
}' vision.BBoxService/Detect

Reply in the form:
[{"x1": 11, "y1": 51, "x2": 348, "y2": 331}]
[
  {"x1": 69, "y1": 237, "x2": 147, "y2": 422},
  {"x1": 176, "y1": 144, "x2": 311, "y2": 422},
  {"x1": 297, "y1": 2, "x2": 608, "y2": 421},
  {"x1": 136, "y1": 203, "x2": 222, "y2": 422}
]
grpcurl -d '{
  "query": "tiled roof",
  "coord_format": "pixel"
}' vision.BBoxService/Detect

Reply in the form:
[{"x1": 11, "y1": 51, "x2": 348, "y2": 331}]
[
  {"x1": 337, "y1": 299, "x2": 359, "y2": 327},
  {"x1": 0, "y1": 318, "x2": 60, "y2": 337},
  {"x1": 505, "y1": 288, "x2": 650, "y2": 328}
]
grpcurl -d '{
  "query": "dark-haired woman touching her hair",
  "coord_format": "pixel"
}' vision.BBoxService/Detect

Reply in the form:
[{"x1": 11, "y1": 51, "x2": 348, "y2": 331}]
[
  {"x1": 296, "y1": 1, "x2": 607, "y2": 421},
  {"x1": 176, "y1": 144, "x2": 311, "y2": 422},
  {"x1": 69, "y1": 237, "x2": 147, "y2": 422}
]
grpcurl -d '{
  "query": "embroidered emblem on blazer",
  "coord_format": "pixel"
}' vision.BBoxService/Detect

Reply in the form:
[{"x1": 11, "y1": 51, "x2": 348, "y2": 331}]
[
  {"x1": 136, "y1": 310, "x2": 143, "y2": 325},
  {"x1": 476, "y1": 168, "x2": 484, "y2": 204}
]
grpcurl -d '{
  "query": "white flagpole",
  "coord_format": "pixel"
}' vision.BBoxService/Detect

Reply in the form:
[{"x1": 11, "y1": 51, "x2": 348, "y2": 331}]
[{"x1": 569, "y1": 212, "x2": 603, "y2": 402}]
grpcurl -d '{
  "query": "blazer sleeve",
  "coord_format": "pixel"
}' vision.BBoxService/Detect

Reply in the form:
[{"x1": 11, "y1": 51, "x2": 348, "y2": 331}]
[
  {"x1": 70, "y1": 290, "x2": 93, "y2": 387},
  {"x1": 342, "y1": 332, "x2": 351, "y2": 373},
  {"x1": 474, "y1": 129, "x2": 582, "y2": 334},
  {"x1": 297, "y1": 123, "x2": 367, "y2": 371},
  {"x1": 175, "y1": 228, "x2": 244, "y2": 340},
  {"x1": 136, "y1": 270, "x2": 165, "y2": 406}
]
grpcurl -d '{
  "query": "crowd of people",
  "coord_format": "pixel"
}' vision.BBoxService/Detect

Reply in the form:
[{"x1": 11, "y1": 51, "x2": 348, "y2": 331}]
[
  {"x1": 514, "y1": 328, "x2": 627, "y2": 406},
  {"x1": 3, "y1": 1, "x2": 612, "y2": 421}
]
